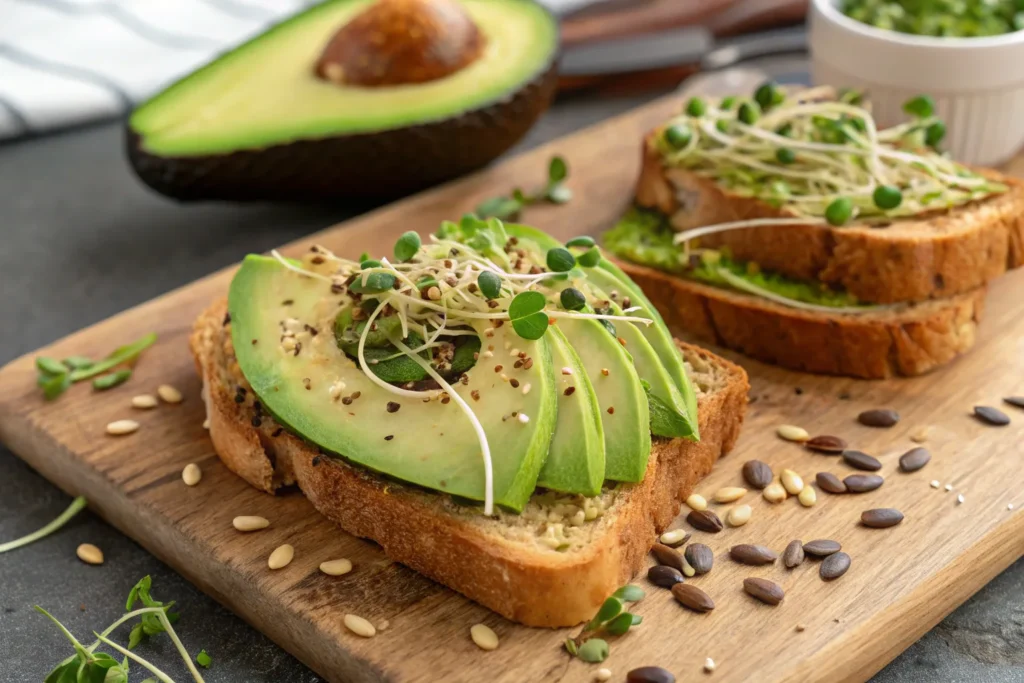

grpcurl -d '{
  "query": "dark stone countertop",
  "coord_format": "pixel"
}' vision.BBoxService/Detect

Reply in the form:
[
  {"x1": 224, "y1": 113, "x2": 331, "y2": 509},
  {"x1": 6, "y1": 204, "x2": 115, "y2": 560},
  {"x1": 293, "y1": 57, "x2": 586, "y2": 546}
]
[{"x1": 2, "y1": 91, "x2": 1022, "y2": 683}]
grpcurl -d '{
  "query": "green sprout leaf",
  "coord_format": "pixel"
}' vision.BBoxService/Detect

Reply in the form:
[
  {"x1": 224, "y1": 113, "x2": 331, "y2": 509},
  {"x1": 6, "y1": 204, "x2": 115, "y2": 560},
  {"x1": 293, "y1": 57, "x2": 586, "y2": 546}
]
[
  {"x1": 196, "y1": 650, "x2": 212, "y2": 668},
  {"x1": 595, "y1": 597, "x2": 623, "y2": 623},
  {"x1": 37, "y1": 357, "x2": 69, "y2": 376},
  {"x1": 605, "y1": 612, "x2": 635, "y2": 636},
  {"x1": 546, "y1": 248, "x2": 576, "y2": 272},
  {"x1": 564, "y1": 638, "x2": 578, "y2": 656},
  {"x1": 613, "y1": 584, "x2": 645, "y2": 602},
  {"x1": 67, "y1": 333, "x2": 157, "y2": 384},
  {"x1": 559, "y1": 288, "x2": 587, "y2": 311},
  {"x1": 476, "y1": 196, "x2": 522, "y2": 220},
  {"x1": 61, "y1": 356, "x2": 94, "y2": 371},
  {"x1": 565, "y1": 236, "x2": 596, "y2": 249},
  {"x1": 508, "y1": 291, "x2": 549, "y2": 341},
  {"x1": 548, "y1": 156, "x2": 568, "y2": 184},
  {"x1": 576, "y1": 247, "x2": 602, "y2": 269},
  {"x1": 903, "y1": 95, "x2": 935, "y2": 119},
  {"x1": 42, "y1": 372, "x2": 72, "y2": 401},
  {"x1": 477, "y1": 271, "x2": 502, "y2": 300},
  {"x1": 393, "y1": 231, "x2": 421, "y2": 262},
  {"x1": 92, "y1": 369, "x2": 132, "y2": 391},
  {"x1": 124, "y1": 576, "x2": 179, "y2": 649},
  {"x1": 631, "y1": 614, "x2": 643, "y2": 626},
  {"x1": 578, "y1": 638, "x2": 609, "y2": 663}
]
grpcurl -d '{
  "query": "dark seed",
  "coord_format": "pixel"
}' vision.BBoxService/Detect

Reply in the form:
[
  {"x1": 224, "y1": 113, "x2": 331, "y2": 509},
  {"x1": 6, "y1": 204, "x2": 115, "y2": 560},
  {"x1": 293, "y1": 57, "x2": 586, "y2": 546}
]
[
  {"x1": 899, "y1": 447, "x2": 931, "y2": 473},
  {"x1": 742, "y1": 460, "x2": 773, "y2": 489},
  {"x1": 805, "y1": 435, "x2": 848, "y2": 453},
  {"x1": 820, "y1": 552, "x2": 852, "y2": 580},
  {"x1": 842, "y1": 450, "x2": 882, "y2": 472},
  {"x1": 858, "y1": 409, "x2": 900, "y2": 427},
  {"x1": 627, "y1": 666, "x2": 676, "y2": 683},
  {"x1": 861, "y1": 508, "x2": 904, "y2": 528},
  {"x1": 1004, "y1": 397, "x2": 1024, "y2": 409},
  {"x1": 783, "y1": 540, "x2": 805, "y2": 568},
  {"x1": 802, "y1": 539, "x2": 842, "y2": 557},
  {"x1": 816, "y1": 472, "x2": 847, "y2": 494},
  {"x1": 743, "y1": 577, "x2": 785, "y2": 606},
  {"x1": 671, "y1": 583, "x2": 715, "y2": 612},
  {"x1": 974, "y1": 406, "x2": 1010, "y2": 426},
  {"x1": 684, "y1": 543, "x2": 714, "y2": 575},
  {"x1": 650, "y1": 543, "x2": 685, "y2": 572},
  {"x1": 729, "y1": 544, "x2": 777, "y2": 566},
  {"x1": 687, "y1": 509, "x2": 724, "y2": 533},
  {"x1": 844, "y1": 474, "x2": 884, "y2": 493},
  {"x1": 647, "y1": 565, "x2": 684, "y2": 588}
]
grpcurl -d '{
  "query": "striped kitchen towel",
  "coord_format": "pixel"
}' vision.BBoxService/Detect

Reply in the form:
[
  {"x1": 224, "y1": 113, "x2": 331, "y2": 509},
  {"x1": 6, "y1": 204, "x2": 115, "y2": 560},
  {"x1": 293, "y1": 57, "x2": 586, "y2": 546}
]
[{"x1": 0, "y1": 0, "x2": 594, "y2": 141}]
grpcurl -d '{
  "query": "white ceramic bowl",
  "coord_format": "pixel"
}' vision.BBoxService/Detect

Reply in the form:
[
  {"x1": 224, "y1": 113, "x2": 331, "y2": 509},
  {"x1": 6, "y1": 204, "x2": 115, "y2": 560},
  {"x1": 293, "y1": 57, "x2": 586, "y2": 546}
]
[{"x1": 809, "y1": 0, "x2": 1024, "y2": 166}]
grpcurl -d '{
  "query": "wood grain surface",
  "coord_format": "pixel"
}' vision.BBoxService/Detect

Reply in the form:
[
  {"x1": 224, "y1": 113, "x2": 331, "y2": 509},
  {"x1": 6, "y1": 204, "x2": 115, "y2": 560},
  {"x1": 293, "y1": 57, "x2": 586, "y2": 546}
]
[{"x1": 1, "y1": 96, "x2": 1023, "y2": 683}]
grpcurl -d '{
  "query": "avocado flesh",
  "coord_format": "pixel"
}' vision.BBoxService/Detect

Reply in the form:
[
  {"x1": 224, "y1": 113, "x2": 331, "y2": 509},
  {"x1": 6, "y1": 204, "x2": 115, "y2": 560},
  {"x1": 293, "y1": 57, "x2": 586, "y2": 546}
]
[
  {"x1": 130, "y1": 0, "x2": 558, "y2": 157},
  {"x1": 536, "y1": 326, "x2": 605, "y2": 496},
  {"x1": 229, "y1": 255, "x2": 556, "y2": 512}
]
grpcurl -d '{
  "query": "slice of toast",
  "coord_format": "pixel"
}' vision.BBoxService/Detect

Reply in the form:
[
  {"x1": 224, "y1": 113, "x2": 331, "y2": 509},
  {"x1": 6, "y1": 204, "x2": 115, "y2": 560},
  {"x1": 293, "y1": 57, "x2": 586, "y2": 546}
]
[
  {"x1": 191, "y1": 298, "x2": 749, "y2": 627},
  {"x1": 618, "y1": 260, "x2": 985, "y2": 379},
  {"x1": 636, "y1": 135, "x2": 1024, "y2": 305}
]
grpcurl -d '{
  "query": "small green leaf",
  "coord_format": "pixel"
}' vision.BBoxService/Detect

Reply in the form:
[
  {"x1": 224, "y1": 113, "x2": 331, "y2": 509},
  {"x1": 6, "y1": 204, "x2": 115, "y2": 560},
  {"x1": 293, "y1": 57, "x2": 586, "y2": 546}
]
[
  {"x1": 61, "y1": 356, "x2": 94, "y2": 371},
  {"x1": 613, "y1": 584, "x2": 646, "y2": 602},
  {"x1": 564, "y1": 638, "x2": 578, "y2": 656},
  {"x1": 576, "y1": 247, "x2": 601, "y2": 268},
  {"x1": 416, "y1": 276, "x2": 438, "y2": 291},
  {"x1": 350, "y1": 272, "x2": 396, "y2": 294},
  {"x1": 512, "y1": 188, "x2": 529, "y2": 204},
  {"x1": 511, "y1": 312, "x2": 548, "y2": 341},
  {"x1": 42, "y1": 373, "x2": 72, "y2": 401},
  {"x1": 127, "y1": 623, "x2": 144, "y2": 650},
  {"x1": 45, "y1": 661, "x2": 80, "y2": 683},
  {"x1": 903, "y1": 94, "x2": 935, "y2": 118},
  {"x1": 37, "y1": 357, "x2": 69, "y2": 376},
  {"x1": 477, "y1": 271, "x2": 502, "y2": 300},
  {"x1": 508, "y1": 291, "x2": 549, "y2": 341},
  {"x1": 548, "y1": 156, "x2": 568, "y2": 184},
  {"x1": 546, "y1": 248, "x2": 576, "y2": 273},
  {"x1": 605, "y1": 612, "x2": 634, "y2": 636},
  {"x1": 92, "y1": 369, "x2": 132, "y2": 391},
  {"x1": 476, "y1": 196, "x2": 522, "y2": 220},
  {"x1": 631, "y1": 614, "x2": 643, "y2": 626},
  {"x1": 393, "y1": 231, "x2": 421, "y2": 262},
  {"x1": 595, "y1": 597, "x2": 623, "y2": 623},
  {"x1": 565, "y1": 236, "x2": 596, "y2": 249},
  {"x1": 196, "y1": 649, "x2": 212, "y2": 668},
  {"x1": 68, "y1": 333, "x2": 157, "y2": 383},
  {"x1": 559, "y1": 288, "x2": 586, "y2": 311},
  {"x1": 578, "y1": 638, "x2": 609, "y2": 663}
]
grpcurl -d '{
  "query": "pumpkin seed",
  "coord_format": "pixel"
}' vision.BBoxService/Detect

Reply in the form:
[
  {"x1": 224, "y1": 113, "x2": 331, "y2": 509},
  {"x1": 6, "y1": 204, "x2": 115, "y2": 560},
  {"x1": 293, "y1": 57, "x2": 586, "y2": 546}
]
[
  {"x1": 684, "y1": 543, "x2": 714, "y2": 575},
  {"x1": 344, "y1": 614, "x2": 376, "y2": 638},
  {"x1": 861, "y1": 508, "x2": 904, "y2": 528},
  {"x1": 742, "y1": 460, "x2": 773, "y2": 489},
  {"x1": 647, "y1": 565, "x2": 684, "y2": 588},
  {"x1": 820, "y1": 552, "x2": 851, "y2": 580},
  {"x1": 232, "y1": 515, "x2": 270, "y2": 532},
  {"x1": 857, "y1": 409, "x2": 899, "y2": 427},
  {"x1": 106, "y1": 419, "x2": 139, "y2": 436},
  {"x1": 816, "y1": 472, "x2": 847, "y2": 494},
  {"x1": 844, "y1": 474, "x2": 884, "y2": 493},
  {"x1": 781, "y1": 469, "x2": 804, "y2": 495},
  {"x1": 320, "y1": 558, "x2": 353, "y2": 576},
  {"x1": 798, "y1": 486, "x2": 817, "y2": 507},
  {"x1": 685, "y1": 493, "x2": 708, "y2": 511},
  {"x1": 777, "y1": 424, "x2": 810, "y2": 442},
  {"x1": 974, "y1": 406, "x2": 1010, "y2": 426},
  {"x1": 76, "y1": 543, "x2": 104, "y2": 565},
  {"x1": 763, "y1": 482, "x2": 788, "y2": 503},
  {"x1": 627, "y1": 666, "x2": 675, "y2": 683},
  {"x1": 842, "y1": 450, "x2": 882, "y2": 472},
  {"x1": 671, "y1": 583, "x2": 715, "y2": 612},
  {"x1": 783, "y1": 540, "x2": 804, "y2": 568},
  {"x1": 899, "y1": 447, "x2": 931, "y2": 473},
  {"x1": 687, "y1": 509, "x2": 723, "y2": 533},
  {"x1": 743, "y1": 577, "x2": 784, "y2": 605},
  {"x1": 1004, "y1": 397, "x2": 1024, "y2": 409},
  {"x1": 470, "y1": 623, "x2": 499, "y2": 651},
  {"x1": 268, "y1": 544, "x2": 294, "y2": 569},
  {"x1": 802, "y1": 539, "x2": 841, "y2": 557},
  {"x1": 713, "y1": 486, "x2": 748, "y2": 503},
  {"x1": 157, "y1": 384, "x2": 183, "y2": 404},
  {"x1": 726, "y1": 504, "x2": 752, "y2": 527},
  {"x1": 805, "y1": 435, "x2": 847, "y2": 453},
  {"x1": 729, "y1": 544, "x2": 777, "y2": 566},
  {"x1": 181, "y1": 463, "x2": 202, "y2": 486},
  {"x1": 659, "y1": 529, "x2": 690, "y2": 547}
]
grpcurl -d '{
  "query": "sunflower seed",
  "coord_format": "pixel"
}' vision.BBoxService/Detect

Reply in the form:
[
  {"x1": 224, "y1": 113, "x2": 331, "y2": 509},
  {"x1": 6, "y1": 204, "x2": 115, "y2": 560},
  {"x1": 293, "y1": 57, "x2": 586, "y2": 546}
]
[
  {"x1": 627, "y1": 666, "x2": 675, "y2": 683},
  {"x1": 798, "y1": 486, "x2": 817, "y2": 507},
  {"x1": 181, "y1": 463, "x2": 202, "y2": 486},
  {"x1": 157, "y1": 384, "x2": 183, "y2": 404},
  {"x1": 105, "y1": 419, "x2": 139, "y2": 436},
  {"x1": 781, "y1": 469, "x2": 804, "y2": 495},
  {"x1": 268, "y1": 544, "x2": 294, "y2": 569},
  {"x1": 651, "y1": 543, "x2": 685, "y2": 571},
  {"x1": 1004, "y1": 397, "x2": 1024, "y2": 409},
  {"x1": 685, "y1": 543, "x2": 714, "y2": 574},
  {"x1": 816, "y1": 472, "x2": 847, "y2": 494},
  {"x1": 783, "y1": 540, "x2": 805, "y2": 568},
  {"x1": 805, "y1": 435, "x2": 847, "y2": 453},
  {"x1": 685, "y1": 493, "x2": 708, "y2": 511},
  {"x1": 647, "y1": 565, "x2": 684, "y2": 588},
  {"x1": 659, "y1": 529, "x2": 690, "y2": 547},
  {"x1": 742, "y1": 460, "x2": 773, "y2": 489},
  {"x1": 76, "y1": 543, "x2": 104, "y2": 565},
  {"x1": 713, "y1": 486, "x2": 748, "y2": 503},
  {"x1": 777, "y1": 424, "x2": 810, "y2": 442},
  {"x1": 729, "y1": 544, "x2": 777, "y2": 566},
  {"x1": 319, "y1": 558, "x2": 353, "y2": 576},
  {"x1": 820, "y1": 552, "x2": 852, "y2": 580},
  {"x1": 861, "y1": 508, "x2": 904, "y2": 528},
  {"x1": 232, "y1": 515, "x2": 270, "y2": 531},
  {"x1": 470, "y1": 623, "x2": 499, "y2": 651},
  {"x1": 726, "y1": 504, "x2": 752, "y2": 527},
  {"x1": 802, "y1": 539, "x2": 842, "y2": 557},
  {"x1": 899, "y1": 447, "x2": 931, "y2": 473},
  {"x1": 344, "y1": 614, "x2": 376, "y2": 638},
  {"x1": 842, "y1": 450, "x2": 882, "y2": 471},
  {"x1": 974, "y1": 406, "x2": 1010, "y2": 426},
  {"x1": 844, "y1": 474, "x2": 884, "y2": 493},
  {"x1": 743, "y1": 578, "x2": 784, "y2": 605},
  {"x1": 687, "y1": 509, "x2": 723, "y2": 533},
  {"x1": 857, "y1": 409, "x2": 899, "y2": 427},
  {"x1": 763, "y1": 482, "x2": 788, "y2": 503},
  {"x1": 671, "y1": 583, "x2": 715, "y2": 612}
]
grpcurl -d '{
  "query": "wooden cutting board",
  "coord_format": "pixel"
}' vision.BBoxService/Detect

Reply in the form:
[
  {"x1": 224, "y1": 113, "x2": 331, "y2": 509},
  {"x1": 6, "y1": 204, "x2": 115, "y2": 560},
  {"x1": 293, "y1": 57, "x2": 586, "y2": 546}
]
[{"x1": 1, "y1": 96, "x2": 1022, "y2": 683}]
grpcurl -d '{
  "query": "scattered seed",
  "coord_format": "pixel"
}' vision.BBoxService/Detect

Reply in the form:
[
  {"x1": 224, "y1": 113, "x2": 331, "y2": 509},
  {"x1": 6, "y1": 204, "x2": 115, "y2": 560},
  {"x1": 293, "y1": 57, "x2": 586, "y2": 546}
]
[
  {"x1": 858, "y1": 409, "x2": 899, "y2": 427},
  {"x1": 131, "y1": 394, "x2": 158, "y2": 409},
  {"x1": 781, "y1": 469, "x2": 804, "y2": 495},
  {"x1": 268, "y1": 544, "x2": 294, "y2": 570},
  {"x1": 796, "y1": 624, "x2": 806, "y2": 632},
  {"x1": 680, "y1": 555, "x2": 696, "y2": 578},
  {"x1": 647, "y1": 565, "x2": 685, "y2": 588},
  {"x1": 671, "y1": 583, "x2": 715, "y2": 612},
  {"x1": 181, "y1": 463, "x2": 202, "y2": 487},
  {"x1": 1004, "y1": 397, "x2": 1024, "y2": 409},
  {"x1": 803, "y1": 539, "x2": 842, "y2": 557},
  {"x1": 704, "y1": 658, "x2": 716, "y2": 673},
  {"x1": 944, "y1": 483, "x2": 954, "y2": 492},
  {"x1": 76, "y1": 543, "x2": 103, "y2": 565},
  {"x1": 742, "y1": 460, "x2": 773, "y2": 489},
  {"x1": 820, "y1": 552, "x2": 851, "y2": 580},
  {"x1": 930, "y1": 480, "x2": 941, "y2": 489},
  {"x1": 730, "y1": 544, "x2": 777, "y2": 566},
  {"x1": 470, "y1": 623, "x2": 499, "y2": 651},
  {"x1": 685, "y1": 543, "x2": 714, "y2": 575},
  {"x1": 910, "y1": 427, "x2": 930, "y2": 443},
  {"x1": 157, "y1": 384, "x2": 183, "y2": 404},
  {"x1": 319, "y1": 558, "x2": 353, "y2": 576},
  {"x1": 1008, "y1": 503, "x2": 1015, "y2": 510},
  {"x1": 805, "y1": 435, "x2": 847, "y2": 453},
  {"x1": 777, "y1": 424, "x2": 810, "y2": 442},
  {"x1": 861, "y1": 508, "x2": 904, "y2": 528},
  {"x1": 763, "y1": 483, "x2": 788, "y2": 503},
  {"x1": 816, "y1": 472, "x2": 847, "y2": 494},
  {"x1": 844, "y1": 474, "x2": 884, "y2": 493},
  {"x1": 957, "y1": 494, "x2": 965, "y2": 505},
  {"x1": 899, "y1": 447, "x2": 931, "y2": 473},
  {"x1": 842, "y1": 450, "x2": 882, "y2": 472},
  {"x1": 105, "y1": 419, "x2": 139, "y2": 436},
  {"x1": 744, "y1": 577, "x2": 784, "y2": 605},
  {"x1": 232, "y1": 515, "x2": 270, "y2": 532},
  {"x1": 687, "y1": 509, "x2": 724, "y2": 533},
  {"x1": 686, "y1": 494, "x2": 708, "y2": 511},
  {"x1": 783, "y1": 540, "x2": 805, "y2": 568},
  {"x1": 651, "y1": 543, "x2": 685, "y2": 571},
  {"x1": 627, "y1": 666, "x2": 675, "y2": 683},
  {"x1": 659, "y1": 529, "x2": 690, "y2": 547},
  {"x1": 344, "y1": 614, "x2": 376, "y2": 638},
  {"x1": 713, "y1": 486, "x2": 748, "y2": 503},
  {"x1": 596, "y1": 669, "x2": 613, "y2": 682},
  {"x1": 973, "y1": 406, "x2": 1010, "y2": 426},
  {"x1": 798, "y1": 486, "x2": 817, "y2": 507},
  {"x1": 726, "y1": 504, "x2": 752, "y2": 527}
]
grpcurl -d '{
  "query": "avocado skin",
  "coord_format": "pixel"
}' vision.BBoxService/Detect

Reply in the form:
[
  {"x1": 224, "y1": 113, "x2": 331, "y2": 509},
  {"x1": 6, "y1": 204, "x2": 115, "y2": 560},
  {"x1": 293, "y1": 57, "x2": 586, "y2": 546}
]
[{"x1": 125, "y1": 61, "x2": 558, "y2": 202}]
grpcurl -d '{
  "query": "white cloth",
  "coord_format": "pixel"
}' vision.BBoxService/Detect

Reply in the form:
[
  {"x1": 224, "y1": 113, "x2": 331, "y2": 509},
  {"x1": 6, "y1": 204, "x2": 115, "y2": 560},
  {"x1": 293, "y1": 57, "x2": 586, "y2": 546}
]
[{"x1": 0, "y1": 0, "x2": 591, "y2": 140}]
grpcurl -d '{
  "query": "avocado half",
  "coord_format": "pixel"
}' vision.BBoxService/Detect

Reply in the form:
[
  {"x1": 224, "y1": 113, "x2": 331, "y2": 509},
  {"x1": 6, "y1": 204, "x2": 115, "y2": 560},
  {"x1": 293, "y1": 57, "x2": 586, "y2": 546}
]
[{"x1": 127, "y1": 0, "x2": 559, "y2": 201}]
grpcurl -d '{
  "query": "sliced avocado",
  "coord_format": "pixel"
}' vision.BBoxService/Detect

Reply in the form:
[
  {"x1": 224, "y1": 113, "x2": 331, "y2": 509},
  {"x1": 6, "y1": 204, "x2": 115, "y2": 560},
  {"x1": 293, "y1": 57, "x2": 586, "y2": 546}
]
[
  {"x1": 127, "y1": 0, "x2": 559, "y2": 201},
  {"x1": 229, "y1": 255, "x2": 556, "y2": 511},
  {"x1": 537, "y1": 326, "x2": 605, "y2": 495}
]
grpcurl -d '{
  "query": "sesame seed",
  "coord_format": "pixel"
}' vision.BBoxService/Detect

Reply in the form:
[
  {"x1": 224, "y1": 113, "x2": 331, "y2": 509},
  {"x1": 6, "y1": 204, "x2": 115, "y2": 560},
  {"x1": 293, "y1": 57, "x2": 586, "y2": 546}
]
[
  {"x1": 564, "y1": 387, "x2": 575, "y2": 396},
  {"x1": 517, "y1": 413, "x2": 530, "y2": 424},
  {"x1": 386, "y1": 402, "x2": 400, "y2": 413},
  {"x1": 617, "y1": 337, "x2": 627, "y2": 346},
  {"x1": 930, "y1": 480, "x2": 940, "y2": 488},
  {"x1": 302, "y1": 378, "x2": 311, "y2": 390},
  {"x1": 471, "y1": 390, "x2": 480, "y2": 402},
  {"x1": 494, "y1": 365, "x2": 503, "y2": 373},
  {"x1": 1008, "y1": 503, "x2": 1015, "y2": 510},
  {"x1": 510, "y1": 379, "x2": 520, "y2": 388},
  {"x1": 944, "y1": 484, "x2": 954, "y2": 492},
  {"x1": 704, "y1": 658, "x2": 716, "y2": 673},
  {"x1": 607, "y1": 406, "x2": 615, "y2": 415},
  {"x1": 521, "y1": 383, "x2": 531, "y2": 395},
  {"x1": 385, "y1": 435, "x2": 394, "y2": 441},
  {"x1": 561, "y1": 367, "x2": 573, "y2": 376},
  {"x1": 601, "y1": 368, "x2": 609, "y2": 376},
  {"x1": 957, "y1": 494, "x2": 965, "y2": 505},
  {"x1": 509, "y1": 348, "x2": 520, "y2": 357}
]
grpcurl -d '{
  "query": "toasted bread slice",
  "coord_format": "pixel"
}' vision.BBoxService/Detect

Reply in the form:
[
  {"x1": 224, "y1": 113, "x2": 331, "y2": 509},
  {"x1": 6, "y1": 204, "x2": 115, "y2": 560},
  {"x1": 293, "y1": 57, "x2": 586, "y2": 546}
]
[
  {"x1": 619, "y1": 260, "x2": 985, "y2": 379},
  {"x1": 190, "y1": 298, "x2": 748, "y2": 627},
  {"x1": 636, "y1": 136, "x2": 1024, "y2": 305}
]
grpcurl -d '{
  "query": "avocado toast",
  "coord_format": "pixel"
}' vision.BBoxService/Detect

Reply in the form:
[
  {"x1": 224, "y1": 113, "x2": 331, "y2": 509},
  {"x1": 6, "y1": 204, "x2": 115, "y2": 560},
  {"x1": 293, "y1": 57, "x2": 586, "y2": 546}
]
[
  {"x1": 606, "y1": 85, "x2": 1024, "y2": 378},
  {"x1": 192, "y1": 218, "x2": 748, "y2": 626}
]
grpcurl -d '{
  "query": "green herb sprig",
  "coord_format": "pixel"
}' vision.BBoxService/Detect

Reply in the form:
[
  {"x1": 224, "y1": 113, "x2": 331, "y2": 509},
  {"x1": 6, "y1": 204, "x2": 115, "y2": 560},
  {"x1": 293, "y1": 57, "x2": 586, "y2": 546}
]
[
  {"x1": 565, "y1": 585, "x2": 645, "y2": 664},
  {"x1": 475, "y1": 156, "x2": 571, "y2": 220},
  {"x1": 0, "y1": 495, "x2": 87, "y2": 554},
  {"x1": 36, "y1": 332, "x2": 157, "y2": 401}
]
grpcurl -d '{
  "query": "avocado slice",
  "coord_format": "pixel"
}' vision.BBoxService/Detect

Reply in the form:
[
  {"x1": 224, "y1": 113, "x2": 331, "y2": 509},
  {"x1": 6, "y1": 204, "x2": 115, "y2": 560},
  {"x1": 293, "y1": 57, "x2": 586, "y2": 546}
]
[
  {"x1": 536, "y1": 326, "x2": 605, "y2": 496},
  {"x1": 127, "y1": 0, "x2": 559, "y2": 201},
  {"x1": 229, "y1": 255, "x2": 556, "y2": 512}
]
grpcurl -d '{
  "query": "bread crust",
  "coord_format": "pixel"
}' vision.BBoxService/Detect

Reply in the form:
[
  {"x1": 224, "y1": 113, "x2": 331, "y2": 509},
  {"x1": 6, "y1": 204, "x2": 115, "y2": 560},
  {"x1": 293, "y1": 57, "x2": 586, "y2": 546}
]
[
  {"x1": 619, "y1": 260, "x2": 985, "y2": 379},
  {"x1": 190, "y1": 298, "x2": 749, "y2": 627},
  {"x1": 637, "y1": 135, "x2": 1024, "y2": 304}
]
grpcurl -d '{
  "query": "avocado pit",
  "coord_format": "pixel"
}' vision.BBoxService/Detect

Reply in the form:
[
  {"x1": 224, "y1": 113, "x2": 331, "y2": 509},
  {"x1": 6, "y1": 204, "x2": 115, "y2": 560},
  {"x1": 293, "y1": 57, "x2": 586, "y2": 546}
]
[{"x1": 316, "y1": 0, "x2": 486, "y2": 87}]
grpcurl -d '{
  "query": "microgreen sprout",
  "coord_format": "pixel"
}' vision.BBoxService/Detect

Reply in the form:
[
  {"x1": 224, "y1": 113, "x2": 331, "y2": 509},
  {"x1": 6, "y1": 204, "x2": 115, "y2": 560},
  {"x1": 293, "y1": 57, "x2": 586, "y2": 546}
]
[
  {"x1": 566, "y1": 585, "x2": 646, "y2": 663},
  {"x1": 0, "y1": 495, "x2": 87, "y2": 554},
  {"x1": 475, "y1": 155, "x2": 572, "y2": 219},
  {"x1": 35, "y1": 333, "x2": 157, "y2": 401}
]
